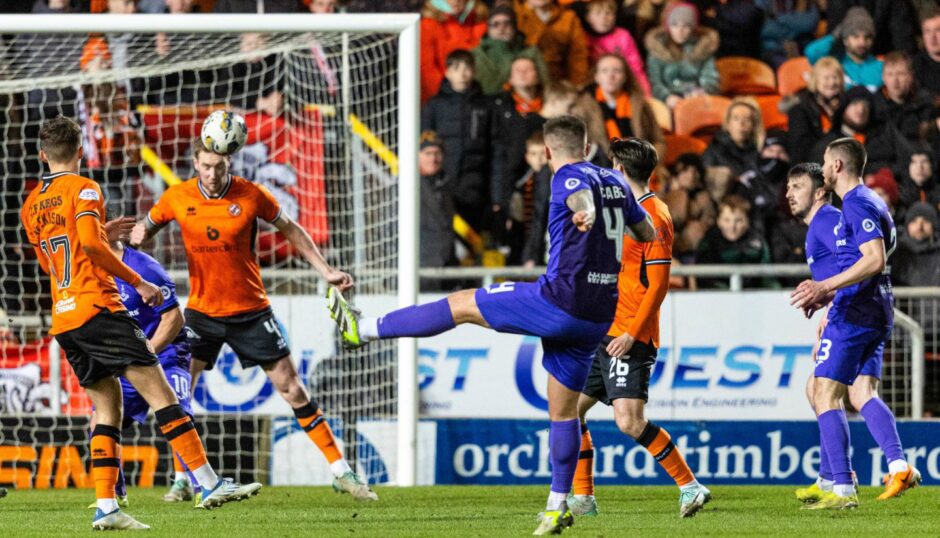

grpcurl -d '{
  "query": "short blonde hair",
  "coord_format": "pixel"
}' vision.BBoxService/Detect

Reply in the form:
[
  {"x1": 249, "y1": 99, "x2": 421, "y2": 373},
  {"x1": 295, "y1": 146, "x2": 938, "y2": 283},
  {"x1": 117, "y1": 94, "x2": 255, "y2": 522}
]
[
  {"x1": 723, "y1": 96, "x2": 765, "y2": 149},
  {"x1": 807, "y1": 57, "x2": 844, "y2": 94}
]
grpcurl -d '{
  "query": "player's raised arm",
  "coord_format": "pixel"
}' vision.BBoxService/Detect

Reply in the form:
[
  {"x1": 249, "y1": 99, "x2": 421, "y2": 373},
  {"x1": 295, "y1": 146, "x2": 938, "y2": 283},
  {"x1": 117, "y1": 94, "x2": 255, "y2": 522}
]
[{"x1": 273, "y1": 212, "x2": 354, "y2": 292}]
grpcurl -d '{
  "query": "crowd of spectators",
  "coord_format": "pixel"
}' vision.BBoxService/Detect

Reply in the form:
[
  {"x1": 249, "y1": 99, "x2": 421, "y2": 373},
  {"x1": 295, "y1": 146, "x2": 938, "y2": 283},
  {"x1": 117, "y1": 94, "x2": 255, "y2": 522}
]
[{"x1": 4, "y1": 0, "x2": 940, "y2": 292}]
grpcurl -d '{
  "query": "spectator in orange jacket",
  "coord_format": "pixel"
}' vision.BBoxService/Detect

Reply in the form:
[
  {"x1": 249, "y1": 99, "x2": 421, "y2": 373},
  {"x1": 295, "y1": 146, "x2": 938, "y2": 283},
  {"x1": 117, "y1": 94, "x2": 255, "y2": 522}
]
[
  {"x1": 515, "y1": 0, "x2": 590, "y2": 87},
  {"x1": 420, "y1": 0, "x2": 489, "y2": 103}
]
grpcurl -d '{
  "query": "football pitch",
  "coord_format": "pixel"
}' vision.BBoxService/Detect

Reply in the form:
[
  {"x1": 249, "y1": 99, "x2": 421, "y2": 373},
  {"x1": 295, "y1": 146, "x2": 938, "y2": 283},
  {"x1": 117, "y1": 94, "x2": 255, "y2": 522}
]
[{"x1": 1, "y1": 485, "x2": 936, "y2": 536}]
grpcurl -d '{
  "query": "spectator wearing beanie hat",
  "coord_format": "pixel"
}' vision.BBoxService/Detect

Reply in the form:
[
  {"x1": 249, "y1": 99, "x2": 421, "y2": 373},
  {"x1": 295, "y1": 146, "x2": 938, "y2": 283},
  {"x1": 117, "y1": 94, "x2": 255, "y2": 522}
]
[
  {"x1": 472, "y1": 6, "x2": 550, "y2": 95},
  {"x1": 826, "y1": 0, "x2": 917, "y2": 57},
  {"x1": 805, "y1": 6, "x2": 883, "y2": 91},
  {"x1": 645, "y1": 1, "x2": 720, "y2": 108},
  {"x1": 418, "y1": 131, "x2": 458, "y2": 269},
  {"x1": 893, "y1": 202, "x2": 940, "y2": 286}
]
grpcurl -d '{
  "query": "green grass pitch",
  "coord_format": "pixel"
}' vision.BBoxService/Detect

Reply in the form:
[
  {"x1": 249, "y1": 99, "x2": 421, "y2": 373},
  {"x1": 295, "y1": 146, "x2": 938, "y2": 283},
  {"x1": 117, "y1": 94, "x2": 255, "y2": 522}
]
[{"x1": 1, "y1": 485, "x2": 936, "y2": 536}]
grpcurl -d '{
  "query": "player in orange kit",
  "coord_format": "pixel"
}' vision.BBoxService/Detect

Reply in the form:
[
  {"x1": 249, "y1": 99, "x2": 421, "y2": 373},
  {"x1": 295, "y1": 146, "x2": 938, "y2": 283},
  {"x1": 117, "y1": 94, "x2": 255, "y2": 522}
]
[
  {"x1": 567, "y1": 137, "x2": 710, "y2": 518},
  {"x1": 130, "y1": 139, "x2": 377, "y2": 501},
  {"x1": 21, "y1": 117, "x2": 260, "y2": 531}
]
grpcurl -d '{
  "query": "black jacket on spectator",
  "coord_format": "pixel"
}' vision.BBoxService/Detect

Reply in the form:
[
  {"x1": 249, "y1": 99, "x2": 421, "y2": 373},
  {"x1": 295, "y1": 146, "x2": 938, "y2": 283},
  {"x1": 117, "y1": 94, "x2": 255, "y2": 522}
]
[
  {"x1": 912, "y1": 51, "x2": 940, "y2": 99},
  {"x1": 421, "y1": 80, "x2": 494, "y2": 226},
  {"x1": 808, "y1": 121, "x2": 911, "y2": 173},
  {"x1": 872, "y1": 89, "x2": 932, "y2": 144},
  {"x1": 702, "y1": 130, "x2": 760, "y2": 178},
  {"x1": 699, "y1": 0, "x2": 765, "y2": 58},
  {"x1": 826, "y1": 0, "x2": 917, "y2": 56},
  {"x1": 420, "y1": 170, "x2": 457, "y2": 268},
  {"x1": 694, "y1": 226, "x2": 773, "y2": 288},
  {"x1": 893, "y1": 231, "x2": 940, "y2": 285},
  {"x1": 490, "y1": 91, "x2": 546, "y2": 210},
  {"x1": 770, "y1": 217, "x2": 808, "y2": 263},
  {"x1": 520, "y1": 166, "x2": 553, "y2": 266},
  {"x1": 738, "y1": 156, "x2": 790, "y2": 235},
  {"x1": 898, "y1": 173, "x2": 940, "y2": 213},
  {"x1": 786, "y1": 89, "x2": 837, "y2": 164}
]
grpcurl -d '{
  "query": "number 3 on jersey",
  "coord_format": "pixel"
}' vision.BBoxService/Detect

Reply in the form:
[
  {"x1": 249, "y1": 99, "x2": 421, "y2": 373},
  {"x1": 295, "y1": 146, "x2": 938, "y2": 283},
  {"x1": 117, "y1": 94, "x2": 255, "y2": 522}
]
[
  {"x1": 39, "y1": 235, "x2": 72, "y2": 288},
  {"x1": 602, "y1": 207, "x2": 625, "y2": 262}
]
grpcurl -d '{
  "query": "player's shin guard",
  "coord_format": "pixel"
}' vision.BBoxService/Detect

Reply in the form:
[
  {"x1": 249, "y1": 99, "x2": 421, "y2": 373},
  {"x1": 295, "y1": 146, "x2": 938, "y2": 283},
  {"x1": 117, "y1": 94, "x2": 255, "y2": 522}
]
[
  {"x1": 818, "y1": 409, "x2": 854, "y2": 490},
  {"x1": 376, "y1": 298, "x2": 456, "y2": 338},
  {"x1": 91, "y1": 425, "x2": 121, "y2": 511},
  {"x1": 572, "y1": 422, "x2": 595, "y2": 496},
  {"x1": 294, "y1": 401, "x2": 345, "y2": 468},
  {"x1": 636, "y1": 422, "x2": 696, "y2": 487},
  {"x1": 860, "y1": 398, "x2": 906, "y2": 467},
  {"x1": 548, "y1": 419, "x2": 581, "y2": 509},
  {"x1": 155, "y1": 404, "x2": 217, "y2": 489}
]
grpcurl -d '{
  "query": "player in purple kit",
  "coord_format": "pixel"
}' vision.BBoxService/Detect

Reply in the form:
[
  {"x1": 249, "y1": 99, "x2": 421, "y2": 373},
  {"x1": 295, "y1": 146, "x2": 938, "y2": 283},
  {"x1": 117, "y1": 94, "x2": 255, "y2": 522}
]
[
  {"x1": 328, "y1": 117, "x2": 655, "y2": 534},
  {"x1": 86, "y1": 216, "x2": 199, "y2": 508},
  {"x1": 787, "y1": 163, "x2": 920, "y2": 505},
  {"x1": 791, "y1": 139, "x2": 920, "y2": 510}
]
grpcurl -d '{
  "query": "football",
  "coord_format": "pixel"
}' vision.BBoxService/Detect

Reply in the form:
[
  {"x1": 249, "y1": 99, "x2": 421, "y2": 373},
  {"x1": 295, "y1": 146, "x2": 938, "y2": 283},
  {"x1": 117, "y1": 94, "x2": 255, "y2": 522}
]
[{"x1": 200, "y1": 110, "x2": 248, "y2": 155}]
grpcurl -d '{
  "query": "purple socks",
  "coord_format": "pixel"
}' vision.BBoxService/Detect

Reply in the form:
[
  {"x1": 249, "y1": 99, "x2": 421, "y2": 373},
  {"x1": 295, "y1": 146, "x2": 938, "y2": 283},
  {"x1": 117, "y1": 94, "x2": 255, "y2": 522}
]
[
  {"x1": 860, "y1": 398, "x2": 905, "y2": 464},
  {"x1": 817, "y1": 421, "x2": 832, "y2": 481},
  {"x1": 818, "y1": 409, "x2": 853, "y2": 485},
  {"x1": 549, "y1": 418, "x2": 581, "y2": 494},
  {"x1": 377, "y1": 298, "x2": 456, "y2": 339}
]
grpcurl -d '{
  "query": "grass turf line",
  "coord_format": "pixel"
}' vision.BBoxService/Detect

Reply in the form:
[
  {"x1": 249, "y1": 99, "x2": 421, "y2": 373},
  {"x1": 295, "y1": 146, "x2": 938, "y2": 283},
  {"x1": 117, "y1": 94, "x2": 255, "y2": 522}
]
[{"x1": 0, "y1": 485, "x2": 936, "y2": 536}]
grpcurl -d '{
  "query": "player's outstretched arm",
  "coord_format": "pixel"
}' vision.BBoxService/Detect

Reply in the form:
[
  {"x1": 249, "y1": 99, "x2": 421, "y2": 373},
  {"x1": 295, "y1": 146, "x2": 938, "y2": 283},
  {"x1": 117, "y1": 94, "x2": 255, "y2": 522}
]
[
  {"x1": 76, "y1": 215, "x2": 164, "y2": 307},
  {"x1": 273, "y1": 214, "x2": 354, "y2": 291},
  {"x1": 566, "y1": 190, "x2": 596, "y2": 232},
  {"x1": 791, "y1": 238, "x2": 886, "y2": 309}
]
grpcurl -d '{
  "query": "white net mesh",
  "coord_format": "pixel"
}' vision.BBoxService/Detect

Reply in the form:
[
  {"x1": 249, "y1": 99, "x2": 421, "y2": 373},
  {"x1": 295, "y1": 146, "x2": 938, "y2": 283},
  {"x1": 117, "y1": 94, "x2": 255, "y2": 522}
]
[{"x1": 0, "y1": 28, "x2": 404, "y2": 488}]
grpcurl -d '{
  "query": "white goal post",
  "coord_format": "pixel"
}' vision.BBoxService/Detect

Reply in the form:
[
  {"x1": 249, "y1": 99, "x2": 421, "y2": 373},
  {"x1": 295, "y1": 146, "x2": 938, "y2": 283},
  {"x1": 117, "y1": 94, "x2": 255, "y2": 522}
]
[{"x1": 0, "y1": 13, "x2": 420, "y2": 487}]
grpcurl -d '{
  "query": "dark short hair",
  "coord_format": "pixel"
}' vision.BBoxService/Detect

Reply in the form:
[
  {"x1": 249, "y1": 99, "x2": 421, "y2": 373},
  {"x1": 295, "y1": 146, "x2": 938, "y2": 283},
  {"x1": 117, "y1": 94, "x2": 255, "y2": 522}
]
[
  {"x1": 883, "y1": 51, "x2": 913, "y2": 71},
  {"x1": 788, "y1": 162, "x2": 825, "y2": 191},
  {"x1": 608, "y1": 137, "x2": 658, "y2": 184},
  {"x1": 543, "y1": 115, "x2": 586, "y2": 157},
  {"x1": 827, "y1": 137, "x2": 867, "y2": 175},
  {"x1": 526, "y1": 130, "x2": 545, "y2": 147},
  {"x1": 445, "y1": 49, "x2": 475, "y2": 70},
  {"x1": 39, "y1": 116, "x2": 82, "y2": 163}
]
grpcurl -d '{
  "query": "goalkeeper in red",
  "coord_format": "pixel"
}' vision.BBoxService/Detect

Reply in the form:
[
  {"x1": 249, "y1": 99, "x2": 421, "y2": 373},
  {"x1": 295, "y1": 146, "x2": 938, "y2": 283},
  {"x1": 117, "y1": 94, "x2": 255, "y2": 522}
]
[
  {"x1": 22, "y1": 117, "x2": 260, "y2": 531},
  {"x1": 570, "y1": 137, "x2": 709, "y2": 518},
  {"x1": 130, "y1": 140, "x2": 377, "y2": 501}
]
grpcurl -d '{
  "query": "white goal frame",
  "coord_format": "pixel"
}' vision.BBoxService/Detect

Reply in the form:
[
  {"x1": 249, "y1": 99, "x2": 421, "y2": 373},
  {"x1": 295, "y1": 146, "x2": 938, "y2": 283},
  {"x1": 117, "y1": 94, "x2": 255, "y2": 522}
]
[{"x1": 8, "y1": 13, "x2": 421, "y2": 487}]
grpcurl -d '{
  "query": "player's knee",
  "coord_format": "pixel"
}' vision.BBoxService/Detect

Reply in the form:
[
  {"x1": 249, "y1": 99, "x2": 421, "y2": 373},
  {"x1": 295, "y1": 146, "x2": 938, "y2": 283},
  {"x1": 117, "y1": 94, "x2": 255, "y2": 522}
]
[{"x1": 614, "y1": 413, "x2": 644, "y2": 438}]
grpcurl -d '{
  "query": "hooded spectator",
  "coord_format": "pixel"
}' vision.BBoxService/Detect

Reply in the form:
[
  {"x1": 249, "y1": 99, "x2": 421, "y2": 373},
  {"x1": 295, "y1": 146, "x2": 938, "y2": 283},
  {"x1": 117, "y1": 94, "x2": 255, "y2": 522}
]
[
  {"x1": 872, "y1": 52, "x2": 931, "y2": 144},
  {"x1": 420, "y1": 0, "x2": 488, "y2": 103},
  {"x1": 805, "y1": 6, "x2": 883, "y2": 91},
  {"x1": 893, "y1": 202, "x2": 940, "y2": 286},
  {"x1": 471, "y1": 6, "x2": 549, "y2": 95},
  {"x1": 583, "y1": 0, "x2": 651, "y2": 95},
  {"x1": 645, "y1": 1, "x2": 720, "y2": 108},
  {"x1": 826, "y1": 0, "x2": 917, "y2": 57},
  {"x1": 898, "y1": 150, "x2": 940, "y2": 215},
  {"x1": 515, "y1": 0, "x2": 591, "y2": 87},
  {"x1": 703, "y1": 97, "x2": 764, "y2": 177},
  {"x1": 421, "y1": 49, "x2": 494, "y2": 231}
]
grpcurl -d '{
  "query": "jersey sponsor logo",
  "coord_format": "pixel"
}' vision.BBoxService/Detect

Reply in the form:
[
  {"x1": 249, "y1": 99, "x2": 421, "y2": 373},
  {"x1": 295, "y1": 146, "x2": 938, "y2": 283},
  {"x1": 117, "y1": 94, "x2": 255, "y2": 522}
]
[
  {"x1": 206, "y1": 225, "x2": 220, "y2": 241},
  {"x1": 228, "y1": 203, "x2": 242, "y2": 217},
  {"x1": 587, "y1": 272, "x2": 618, "y2": 285},
  {"x1": 862, "y1": 218, "x2": 876, "y2": 232},
  {"x1": 78, "y1": 188, "x2": 100, "y2": 201},
  {"x1": 564, "y1": 178, "x2": 581, "y2": 190},
  {"x1": 53, "y1": 296, "x2": 76, "y2": 314}
]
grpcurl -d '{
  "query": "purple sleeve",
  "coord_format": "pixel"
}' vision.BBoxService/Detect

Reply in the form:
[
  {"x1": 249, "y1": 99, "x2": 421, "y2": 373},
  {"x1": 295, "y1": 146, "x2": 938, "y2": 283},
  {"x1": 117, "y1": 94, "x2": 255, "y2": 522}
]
[
  {"x1": 551, "y1": 170, "x2": 591, "y2": 200},
  {"x1": 845, "y1": 198, "x2": 884, "y2": 246}
]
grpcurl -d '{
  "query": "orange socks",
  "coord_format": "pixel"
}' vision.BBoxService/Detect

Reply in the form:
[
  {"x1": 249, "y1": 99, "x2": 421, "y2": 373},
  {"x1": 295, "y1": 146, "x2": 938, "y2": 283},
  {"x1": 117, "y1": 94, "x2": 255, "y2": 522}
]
[
  {"x1": 637, "y1": 422, "x2": 696, "y2": 487},
  {"x1": 91, "y1": 425, "x2": 121, "y2": 501},
  {"x1": 155, "y1": 405, "x2": 209, "y2": 475},
  {"x1": 294, "y1": 402, "x2": 343, "y2": 464},
  {"x1": 572, "y1": 422, "x2": 595, "y2": 496}
]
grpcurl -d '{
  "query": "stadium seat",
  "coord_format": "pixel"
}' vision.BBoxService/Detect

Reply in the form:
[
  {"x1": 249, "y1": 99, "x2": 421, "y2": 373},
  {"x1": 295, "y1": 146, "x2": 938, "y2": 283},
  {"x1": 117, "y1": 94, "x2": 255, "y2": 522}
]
[
  {"x1": 777, "y1": 57, "x2": 811, "y2": 97},
  {"x1": 673, "y1": 95, "x2": 731, "y2": 139},
  {"x1": 716, "y1": 57, "x2": 777, "y2": 95},
  {"x1": 646, "y1": 97, "x2": 673, "y2": 133},
  {"x1": 663, "y1": 134, "x2": 708, "y2": 166},
  {"x1": 755, "y1": 94, "x2": 788, "y2": 131}
]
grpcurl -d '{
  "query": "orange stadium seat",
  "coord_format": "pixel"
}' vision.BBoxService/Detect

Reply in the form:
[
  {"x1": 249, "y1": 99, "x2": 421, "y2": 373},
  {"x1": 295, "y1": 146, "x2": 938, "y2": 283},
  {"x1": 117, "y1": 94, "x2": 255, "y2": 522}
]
[
  {"x1": 777, "y1": 57, "x2": 811, "y2": 97},
  {"x1": 716, "y1": 57, "x2": 777, "y2": 95},
  {"x1": 663, "y1": 134, "x2": 708, "y2": 166},
  {"x1": 673, "y1": 95, "x2": 731, "y2": 140},
  {"x1": 646, "y1": 97, "x2": 673, "y2": 133},
  {"x1": 756, "y1": 94, "x2": 788, "y2": 131}
]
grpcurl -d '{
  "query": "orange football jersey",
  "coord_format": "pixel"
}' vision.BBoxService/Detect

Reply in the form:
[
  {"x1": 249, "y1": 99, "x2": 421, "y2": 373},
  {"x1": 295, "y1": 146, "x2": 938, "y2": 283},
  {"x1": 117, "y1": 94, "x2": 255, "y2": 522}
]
[
  {"x1": 21, "y1": 172, "x2": 125, "y2": 335},
  {"x1": 147, "y1": 175, "x2": 281, "y2": 318},
  {"x1": 608, "y1": 192, "x2": 674, "y2": 346}
]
